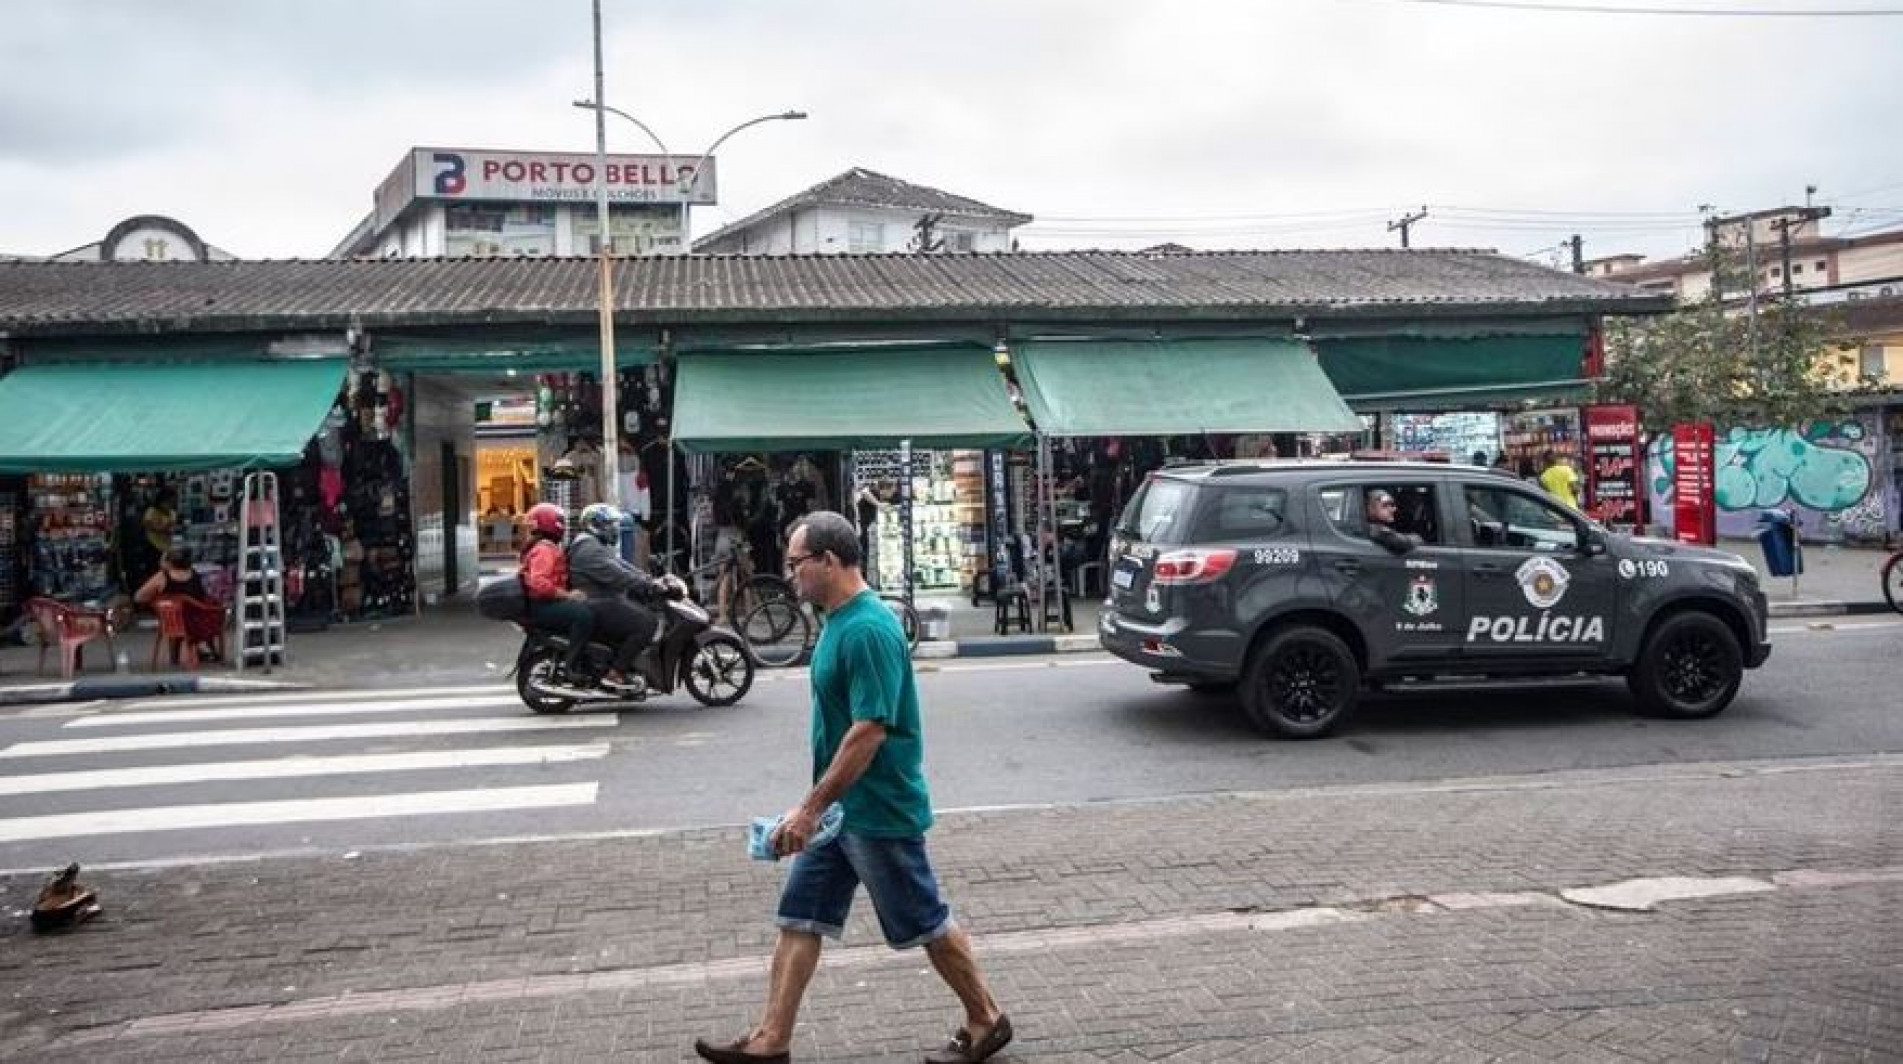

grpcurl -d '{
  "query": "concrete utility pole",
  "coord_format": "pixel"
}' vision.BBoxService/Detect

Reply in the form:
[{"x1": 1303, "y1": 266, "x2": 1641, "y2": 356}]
[
  {"x1": 1745, "y1": 220, "x2": 1760, "y2": 363},
  {"x1": 1387, "y1": 206, "x2": 1428, "y2": 249},
  {"x1": 1771, "y1": 206, "x2": 1834, "y2": 298},
  {"x1": 589, "y1": 0, "x2": 621, "y2": 506},
  {"x1": 1569, "y1": 234, "x2": 1585, "y2": 274}
]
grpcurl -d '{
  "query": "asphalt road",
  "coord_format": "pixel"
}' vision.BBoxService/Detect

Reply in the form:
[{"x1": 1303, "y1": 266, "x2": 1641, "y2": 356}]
[{"x1": 2, "y1": 617, "x2": 1899, "y2": 871}]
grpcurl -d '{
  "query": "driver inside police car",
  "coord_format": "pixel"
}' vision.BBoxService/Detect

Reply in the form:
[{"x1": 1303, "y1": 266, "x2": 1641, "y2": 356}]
[{"x1": 1364, "y1": 489, "x2": 1423, "y2": 555}]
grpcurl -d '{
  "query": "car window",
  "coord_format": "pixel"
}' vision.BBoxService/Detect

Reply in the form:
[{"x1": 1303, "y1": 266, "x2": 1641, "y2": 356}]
[
  {"x1": 1464, "y1": 484, "x2": 1579, "y2": 551},
  {"x1": 1319, "y1": 483, "x2": 1442, "y2": 545},
  {"x1": 1191, "y1": 487, "x2": 1289, "y2": 541},
  {"x1": 1319, "y1": 486, "x2": 1355, "y2": 531},
  {"x1": 1385, "y1": 485, "x2": 1442, "y2": 544},
  {"x1": 1116, "y1": 478, "x2": 1195, "y2": 545}
]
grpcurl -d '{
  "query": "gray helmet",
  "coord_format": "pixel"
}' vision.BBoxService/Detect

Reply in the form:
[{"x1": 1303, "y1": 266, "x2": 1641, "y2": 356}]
[{"x1": 578, "y1": 503, "x2": 622, "y2": 544}]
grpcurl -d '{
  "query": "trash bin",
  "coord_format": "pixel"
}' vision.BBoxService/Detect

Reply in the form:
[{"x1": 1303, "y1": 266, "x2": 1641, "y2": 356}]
[
  {"x1": 917, "y1": 603, "x2": 952, "y2": 643},
  {"x1": 1755, "y1": 509, "x2": 1803, "y2": 578}
]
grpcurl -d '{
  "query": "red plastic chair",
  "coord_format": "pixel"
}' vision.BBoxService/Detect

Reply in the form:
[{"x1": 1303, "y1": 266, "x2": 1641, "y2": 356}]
[
  {"x1": 25, "y1": 597, "x2": 114, "y2": 679},
  {"x1": 149, "y1": 596, "x2": 226, "y2": 671}
]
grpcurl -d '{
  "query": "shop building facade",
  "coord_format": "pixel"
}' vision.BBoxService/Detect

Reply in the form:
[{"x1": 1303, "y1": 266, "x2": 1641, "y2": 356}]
[
  {"x1": 690, "y1": 168, "x2": 1028, "y2": 255},
  {"x1": 330, "y1": 147, "x2": 718, "y2": 259},
  {"x1": 0, "y1": 250, "x2": 1666, "y2": 632}
]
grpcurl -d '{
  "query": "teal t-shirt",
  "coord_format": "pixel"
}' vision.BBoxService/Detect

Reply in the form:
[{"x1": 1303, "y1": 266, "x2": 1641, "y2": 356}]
[{"x1": 808, "y1": 589, "x2": 933, "y2": 838}]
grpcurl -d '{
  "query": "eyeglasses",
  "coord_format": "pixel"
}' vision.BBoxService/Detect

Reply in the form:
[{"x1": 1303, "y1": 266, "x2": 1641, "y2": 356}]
[{"x1": 784, "y1": 552, "x2": 821, "y2": 572}]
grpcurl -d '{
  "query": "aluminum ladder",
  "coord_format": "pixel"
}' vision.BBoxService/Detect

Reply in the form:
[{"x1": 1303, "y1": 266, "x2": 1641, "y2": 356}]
[{"x1": 235, "y1": 472, "x2": 287, "y2": 673}]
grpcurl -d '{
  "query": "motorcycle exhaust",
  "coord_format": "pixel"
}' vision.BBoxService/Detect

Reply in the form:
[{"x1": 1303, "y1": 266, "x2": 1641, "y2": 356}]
[{"x1": 528, "y1": 678, "x2": 616, "y2": 702}]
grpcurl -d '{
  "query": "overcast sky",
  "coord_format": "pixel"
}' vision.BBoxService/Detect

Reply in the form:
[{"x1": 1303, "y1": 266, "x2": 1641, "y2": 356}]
[{"x1": 4, "y1": 0, "x2": 1901, "y2": 266}]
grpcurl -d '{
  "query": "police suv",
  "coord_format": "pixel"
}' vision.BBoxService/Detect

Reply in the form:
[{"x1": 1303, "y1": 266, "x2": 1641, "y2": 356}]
[{"x1": 1098, "y1": 461, "x2": 1772, "y2": 739}]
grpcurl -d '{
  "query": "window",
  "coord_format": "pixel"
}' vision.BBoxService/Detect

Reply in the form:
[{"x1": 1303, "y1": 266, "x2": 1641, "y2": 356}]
[
  {"x1": 1116, "y1": 478, "x2": 1195, "y2": 545},
  {"x1": 1318, "y1": 487, "x2": 1356, "y2": 530},
  {"x1": 1791, "y1": 263, "x2": 1804, "y2": 275},
  {"x1": 1772, "y1": 266, "x2": 1783, "y2": 278},
  {"x1": 1323, "y1": 483, "x2": 1443, "y2": 545},
  {"x1": 1193, "y1": 488, "x2": 1289, "y2": 540},
  {"x1": 1463, "y1": 485, "x2": 1579, "y2": 552},
  {"x1": 1815, "y1": 260, "x2": 1828, "y2": 272},
  {"x1": 1861, "y1": 345, "x2": 1887, "y2": 379},
  {"x1": 944, "y1": 230, "x2": 976, "y2": 252},
  {"x1": 848, "y1": 221, "x2": 885, "y2": 253}
]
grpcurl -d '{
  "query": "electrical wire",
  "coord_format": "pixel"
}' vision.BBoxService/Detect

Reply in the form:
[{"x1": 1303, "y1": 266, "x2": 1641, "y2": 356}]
[{"x1": 1357, "y1": 0, "x2": 1903, "y2": 16}]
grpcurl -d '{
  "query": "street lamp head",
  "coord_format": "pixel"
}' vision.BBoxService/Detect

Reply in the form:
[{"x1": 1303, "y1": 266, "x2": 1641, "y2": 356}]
[
  {"x1": 782, "y1": 111, "x2": 809, "y2": 121},
  {"x1": 573, "y1": 99, "x2": 599, "y2": 110}
]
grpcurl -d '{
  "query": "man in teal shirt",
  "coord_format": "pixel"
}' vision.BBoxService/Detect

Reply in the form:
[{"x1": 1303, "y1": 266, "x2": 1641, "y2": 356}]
[{"x1": 696, "y1": 512, "x2": 1013, "y2": 1064}]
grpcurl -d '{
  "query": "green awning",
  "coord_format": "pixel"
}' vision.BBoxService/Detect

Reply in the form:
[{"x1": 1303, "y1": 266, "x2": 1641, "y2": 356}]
[
  {"x1": 671, "y1": 347, "x2": 1032, "y2": 453},
  {"x1": 1346, "y1": 379, "x2": 1593, "y2": 414},
  {"x1": 0, "y1": 361, "x2": 345, "y2": 473},
  {"x1": 374, "y1": 334, "x2": 654, "y2": 373},
  {"x1": 1317, "y1": 333, "x2": 1586, "y2": 403},
  {"x1": 1012, "y1": 338, "x2": 1362, "y2": 437}
]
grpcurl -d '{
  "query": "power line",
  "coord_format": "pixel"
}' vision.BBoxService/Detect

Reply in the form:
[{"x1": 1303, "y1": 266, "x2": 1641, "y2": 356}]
[{"x1": 1360, "y1": 0, "x2": 1903, "y2": 16}]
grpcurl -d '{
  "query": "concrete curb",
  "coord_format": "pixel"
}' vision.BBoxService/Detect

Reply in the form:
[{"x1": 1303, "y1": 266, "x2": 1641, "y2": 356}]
[
  {"x1": 1766, "y1": 600, "x2": 1893, "y2": 619},
  {"x1": 0, "y1": 674, "x2": 312, "y2": 707}
]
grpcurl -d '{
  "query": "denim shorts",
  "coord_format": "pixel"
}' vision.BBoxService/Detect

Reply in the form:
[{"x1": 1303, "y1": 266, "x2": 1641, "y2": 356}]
[{"x1": 775, "y1": 831, "x2": 953, "y2": 949}]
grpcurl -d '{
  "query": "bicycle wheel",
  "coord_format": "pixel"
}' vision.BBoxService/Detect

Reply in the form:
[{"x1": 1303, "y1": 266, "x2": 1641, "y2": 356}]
[
  {"x1": 745, "y1": 574, "x2": 797, "y2": 604},
  {"x1": 740, "y1": 597, "x2": 812, "y2": 668},
  {"x1": 884, "y1": 597, "x2": 921, "y2": 654},
  {"x1": 1883, "y1": 551, "x2": 1903, "y2": 616}
]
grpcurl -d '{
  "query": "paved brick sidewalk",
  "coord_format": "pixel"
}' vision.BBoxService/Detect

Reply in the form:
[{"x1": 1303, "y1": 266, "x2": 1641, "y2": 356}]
[{"x1": 2, "y1": 757, "x2": 1898, "y2": 1061}]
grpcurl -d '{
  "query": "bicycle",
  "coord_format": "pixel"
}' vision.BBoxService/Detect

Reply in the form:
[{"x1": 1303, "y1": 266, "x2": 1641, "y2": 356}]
[
  {"x1": 1883, "y1": 545, "x2": 1903, "y2": 615},
  {"x1": 739, "y1": 587, "x2": 921, "y2": 668},
  {"x1": 653, "y1": 543, "x2": 801, "y2": 664}
]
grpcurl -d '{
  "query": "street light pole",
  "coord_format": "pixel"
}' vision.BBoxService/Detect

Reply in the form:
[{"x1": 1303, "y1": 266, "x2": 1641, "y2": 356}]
[
  {"x1": 576, "y1": 104, "x2": 806, "y2": 253},
  {"x1": 587, "y1": 0, "x2": 620, "y2": 506},
  {"x1": 677, "y1": 111, "x2": 807, "y2": 249}
]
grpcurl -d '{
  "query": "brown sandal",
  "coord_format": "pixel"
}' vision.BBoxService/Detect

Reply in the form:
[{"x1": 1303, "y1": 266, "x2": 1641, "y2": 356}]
[
  {"x1": 694, "y1": 1036, "x2": 790, "y2": 1064},
  {"x1": 924, "y1": 1013, "x2": 1013, "y2": 1063}
]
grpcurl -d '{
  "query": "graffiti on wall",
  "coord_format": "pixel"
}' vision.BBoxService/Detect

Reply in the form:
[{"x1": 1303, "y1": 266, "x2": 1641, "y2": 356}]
[{"x1": 1644, "y1": 417, "x2": 1886, "y2": 541}]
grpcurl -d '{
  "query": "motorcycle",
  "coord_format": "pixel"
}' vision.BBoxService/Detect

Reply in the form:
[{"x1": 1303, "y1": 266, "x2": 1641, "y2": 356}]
[{"x1": 511, "y1": 589, "x2": 755, "y2": 714}]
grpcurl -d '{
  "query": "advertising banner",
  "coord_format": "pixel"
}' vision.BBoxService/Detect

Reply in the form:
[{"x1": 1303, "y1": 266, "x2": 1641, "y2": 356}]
[
  {"x1": 1584, "y1": 403, "x2": 1642, "y2": 531},
  {"x1": 1671, "y1": 421, "x2": 1716, "y2": 546},
  {"x1": 410, "y1": 148, "x2": 717, "y2": 206}
]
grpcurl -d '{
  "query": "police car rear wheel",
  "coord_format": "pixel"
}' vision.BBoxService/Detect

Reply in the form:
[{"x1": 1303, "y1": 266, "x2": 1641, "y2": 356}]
[
  {"x1": 1242, "y1": 626, "x2": 1360, "y2": 739},
  {"x1": 1629, "y1": 611, "x2": 1742, "y2": 719}
]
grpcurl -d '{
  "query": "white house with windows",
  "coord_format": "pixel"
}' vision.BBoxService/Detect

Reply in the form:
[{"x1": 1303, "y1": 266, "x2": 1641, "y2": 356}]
[{"x1": 691, "y1": 167, "x2": 1031, "y2": 255}]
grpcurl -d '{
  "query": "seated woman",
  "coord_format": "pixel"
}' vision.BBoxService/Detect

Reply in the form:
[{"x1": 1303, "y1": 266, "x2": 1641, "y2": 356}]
[{"x1": 134, "y1": 547, "x2": 226, "y2": 661}]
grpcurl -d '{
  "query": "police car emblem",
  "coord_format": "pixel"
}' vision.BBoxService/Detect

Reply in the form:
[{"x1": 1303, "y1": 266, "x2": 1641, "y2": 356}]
[
  {"x1": 1515, "y1": 556, "x2": 1571, "y2": 609},
  {"x1": 1403, "y1": 575, "x2": 1439, "y2": 617}
]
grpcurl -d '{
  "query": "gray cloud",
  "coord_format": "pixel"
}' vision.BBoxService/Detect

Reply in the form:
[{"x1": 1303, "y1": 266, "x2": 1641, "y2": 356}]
[{"x1": 1, "y1": 0, "x2": 1898, "y2": 262}]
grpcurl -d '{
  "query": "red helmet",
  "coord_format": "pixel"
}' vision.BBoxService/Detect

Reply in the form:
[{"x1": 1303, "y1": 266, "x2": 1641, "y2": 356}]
[{"x1": 526, "y1": 503, "x2": 567, "y2": 538}]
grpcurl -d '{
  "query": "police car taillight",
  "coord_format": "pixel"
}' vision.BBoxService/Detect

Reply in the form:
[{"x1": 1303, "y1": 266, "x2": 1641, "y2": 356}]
[{"x1": 1152, "y1": 548, "x2": 1237, "y2": 585}]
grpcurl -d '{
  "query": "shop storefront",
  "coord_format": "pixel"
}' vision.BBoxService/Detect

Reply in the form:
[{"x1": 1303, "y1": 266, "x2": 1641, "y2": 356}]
[
  {"x1": 670, "y1": 345, "x2": 1033, "y2": 602},
  {"x1": 0, "y1": 358, "x2": 410, "y2": 631}
]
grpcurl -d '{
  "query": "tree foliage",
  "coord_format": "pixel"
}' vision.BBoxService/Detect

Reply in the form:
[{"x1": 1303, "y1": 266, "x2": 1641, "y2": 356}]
[{"x1": 1597, "y1": 242, "x2": 1871, "y2": 430}]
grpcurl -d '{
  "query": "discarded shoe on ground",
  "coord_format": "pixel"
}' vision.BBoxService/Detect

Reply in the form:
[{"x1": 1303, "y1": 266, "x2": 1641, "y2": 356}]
[{"x1": 30, "y1": 863, "x2": 102, "y2": 932}]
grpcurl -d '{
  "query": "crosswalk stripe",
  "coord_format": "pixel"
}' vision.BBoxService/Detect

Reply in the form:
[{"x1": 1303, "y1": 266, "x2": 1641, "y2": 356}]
[
  {"x1": 0, "y1": 715, "x2": 617, "y2": 759},
  {"x1": 69, "y1": 694, "x2": 524, "y2": 728},
  {"x1": 118, "y1": 684, "x2": 515, "y2": 710},
  {"x1": 0, "y1": 783, "x2": 599, "y2": 842},
  {"x1": 0, "y1": 744, "x2": 610, "y2": 797}
]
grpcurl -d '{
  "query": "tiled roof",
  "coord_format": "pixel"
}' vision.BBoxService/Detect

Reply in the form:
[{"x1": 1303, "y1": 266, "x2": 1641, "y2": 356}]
[
  {"x1": 694, "y1": 168, "x2": 1032, "y2": 250},
  {"x1": 0, "y1": 249, "x2": 1668, "y2": 337}
]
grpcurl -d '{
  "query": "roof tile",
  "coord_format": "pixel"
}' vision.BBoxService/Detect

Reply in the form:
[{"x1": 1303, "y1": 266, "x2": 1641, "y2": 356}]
[{"x1": 0, "y1": 250, "x2": 1665, "y2": 336}]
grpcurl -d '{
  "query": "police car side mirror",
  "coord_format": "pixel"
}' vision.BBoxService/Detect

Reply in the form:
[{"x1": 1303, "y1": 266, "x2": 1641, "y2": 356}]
[{"x1": 1580, "y1": 529, "x2": 1609, "y2": 557}]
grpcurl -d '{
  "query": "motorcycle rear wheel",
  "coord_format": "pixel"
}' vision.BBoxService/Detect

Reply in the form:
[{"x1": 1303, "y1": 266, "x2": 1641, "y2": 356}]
[
  {"x1": 685, "y1": 634, "x2": 755, "y2": 707},
  {"x1": 516, "y1": 650, "x2": 577, "y2": 714}
]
